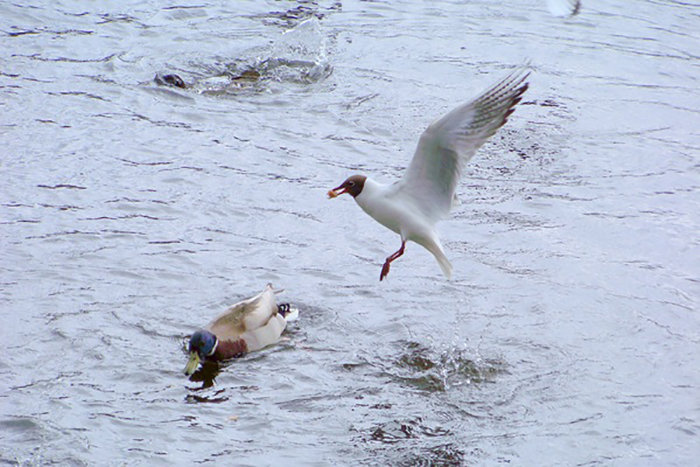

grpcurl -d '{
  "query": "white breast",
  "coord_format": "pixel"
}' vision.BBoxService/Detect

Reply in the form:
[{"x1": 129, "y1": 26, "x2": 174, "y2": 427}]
[{"x1": 354, "y1": 178, "x2": 434, "y2": 241}]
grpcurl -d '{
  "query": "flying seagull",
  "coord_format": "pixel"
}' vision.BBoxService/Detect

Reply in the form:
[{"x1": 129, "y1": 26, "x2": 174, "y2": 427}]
[{"x1": 328, "y1": 66, "x2": 530, "y2": 281}]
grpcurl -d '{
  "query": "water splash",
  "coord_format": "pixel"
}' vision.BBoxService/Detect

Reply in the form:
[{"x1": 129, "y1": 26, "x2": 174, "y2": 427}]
[
  {"x1": 157, "y1": 18, "x2": 332, "y2": 95},
  {"x1": 387, "y1": 341, "x2": 506, "y2": 392}
]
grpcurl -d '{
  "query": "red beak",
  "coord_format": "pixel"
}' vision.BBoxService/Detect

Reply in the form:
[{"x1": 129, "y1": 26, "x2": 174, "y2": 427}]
[{"x1": 327, "y1": 184, "x2": 347, "y2": 199}]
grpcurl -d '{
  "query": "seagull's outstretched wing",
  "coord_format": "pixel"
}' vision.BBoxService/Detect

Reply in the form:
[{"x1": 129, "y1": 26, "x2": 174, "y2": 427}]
[{"x1": 397, "y1": 67, "x2": 530, "y2": 222}]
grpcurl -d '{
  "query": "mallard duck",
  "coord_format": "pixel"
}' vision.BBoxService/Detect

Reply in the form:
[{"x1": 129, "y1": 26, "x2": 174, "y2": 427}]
[{"x1": 184, "y1": 284, "x2": 298, "y2": 376}]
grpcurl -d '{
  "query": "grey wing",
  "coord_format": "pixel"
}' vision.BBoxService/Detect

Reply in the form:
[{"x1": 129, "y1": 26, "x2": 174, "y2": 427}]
[{"x1": 398, "y1": 66, "x2": 530, "y2": 222}]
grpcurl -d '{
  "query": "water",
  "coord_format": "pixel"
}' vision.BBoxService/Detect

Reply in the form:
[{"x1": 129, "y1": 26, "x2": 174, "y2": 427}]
[{"x1": 2, "y1": 0, "x2": 698, "y2": 465}]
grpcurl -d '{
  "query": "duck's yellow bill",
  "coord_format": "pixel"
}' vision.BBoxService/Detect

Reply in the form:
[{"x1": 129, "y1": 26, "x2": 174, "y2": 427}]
[{"x1": 184, "y1": 352, "x2": 201, "y2": 376}]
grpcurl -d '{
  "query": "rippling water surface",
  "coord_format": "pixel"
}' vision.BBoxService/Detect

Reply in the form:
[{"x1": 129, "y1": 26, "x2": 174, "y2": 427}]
[{"x1": 2, "y1": 0, "x2": 698, "y2": 465}]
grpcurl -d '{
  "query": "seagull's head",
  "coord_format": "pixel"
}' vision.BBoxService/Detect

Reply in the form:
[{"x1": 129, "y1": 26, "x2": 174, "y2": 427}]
[{"x1": 327, "y1": 175, "x2": 367, "y2": 199}]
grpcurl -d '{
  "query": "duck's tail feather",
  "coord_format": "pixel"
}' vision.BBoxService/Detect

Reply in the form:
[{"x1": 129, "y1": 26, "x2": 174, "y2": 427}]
[
  {"x1": 266, "y1": 283, "x2": 285, "y2": 295},
  {"x1": 277, "y1": 303, "x2": 299, "y2": 322}
]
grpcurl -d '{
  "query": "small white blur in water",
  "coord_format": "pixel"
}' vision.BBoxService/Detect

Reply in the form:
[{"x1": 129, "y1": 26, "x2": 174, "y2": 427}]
[{"x1": 546, "y1": 0, "x2": 581, "y2": 17}]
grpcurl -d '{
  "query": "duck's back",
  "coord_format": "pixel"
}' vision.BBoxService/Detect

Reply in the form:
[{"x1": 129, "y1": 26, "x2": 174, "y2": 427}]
[
  {"x1": 207, "y1": 285, "x2": 278, "y2": 340},
  {"x1": 240, "y1": 313, "x2": 287, "y2": 352}
]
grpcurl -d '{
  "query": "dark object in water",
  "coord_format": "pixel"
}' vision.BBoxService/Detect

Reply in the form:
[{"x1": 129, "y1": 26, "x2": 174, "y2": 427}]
[
  {"x1": 154, "y1": 73, "x2": 186, "y2": 88},
  {"x1": 231, "y1": 68, "x2": 261, "y2": 82}
]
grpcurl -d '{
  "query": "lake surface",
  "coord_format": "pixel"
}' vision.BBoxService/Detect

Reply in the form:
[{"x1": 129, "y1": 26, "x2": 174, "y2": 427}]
[{"x1": 1, "y1": 0, "x2": 698, "y2": 465}]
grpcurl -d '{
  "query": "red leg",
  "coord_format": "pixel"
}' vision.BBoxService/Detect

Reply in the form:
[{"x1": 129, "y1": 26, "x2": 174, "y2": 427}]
[{"x1": 380, "y1": 241, "x2": 406, "y2": 281}]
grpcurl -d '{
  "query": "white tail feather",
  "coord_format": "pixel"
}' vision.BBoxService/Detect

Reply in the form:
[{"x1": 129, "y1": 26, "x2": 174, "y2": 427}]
[
  {"x1": 283, "y1": 306, "x2": 299, "y2": 322},
  {"x1": 419, "y1": 237, "x2": 453, "y2": 279},
  {"x1": 435, "y1": 252, "x2": 453, "y2": 279}
]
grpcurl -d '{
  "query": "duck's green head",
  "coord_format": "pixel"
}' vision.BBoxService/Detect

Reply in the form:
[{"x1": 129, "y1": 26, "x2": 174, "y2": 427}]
[{"x1": 184, "y1": 330, "x2": 218, "y2": 376}]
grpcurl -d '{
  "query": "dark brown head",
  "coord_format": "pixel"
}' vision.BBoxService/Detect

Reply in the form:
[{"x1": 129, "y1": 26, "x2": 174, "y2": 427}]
[{"x1": 327, "y1": 175, "x2": 367, "y2": 199}]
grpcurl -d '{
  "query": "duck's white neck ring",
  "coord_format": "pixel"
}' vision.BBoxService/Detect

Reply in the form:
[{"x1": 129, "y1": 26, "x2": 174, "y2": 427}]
[{"x1": 208, "y1": 337, "x2": 218, "y2": 357}]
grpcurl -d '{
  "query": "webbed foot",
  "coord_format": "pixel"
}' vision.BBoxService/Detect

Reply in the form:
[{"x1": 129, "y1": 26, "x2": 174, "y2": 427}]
[{"x1": 380, "y1": 261, "x2": 391, "y2": 281}]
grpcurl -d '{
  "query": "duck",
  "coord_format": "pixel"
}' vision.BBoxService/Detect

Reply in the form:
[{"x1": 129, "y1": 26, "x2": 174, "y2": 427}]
[{"x1": 184, "y1": 284, "x2": 298, "y2": 376}]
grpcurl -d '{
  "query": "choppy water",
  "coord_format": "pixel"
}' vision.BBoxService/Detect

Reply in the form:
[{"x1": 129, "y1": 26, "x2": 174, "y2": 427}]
[{"x1": 2, "y1": 0, "x2": 698, "y2": 465}]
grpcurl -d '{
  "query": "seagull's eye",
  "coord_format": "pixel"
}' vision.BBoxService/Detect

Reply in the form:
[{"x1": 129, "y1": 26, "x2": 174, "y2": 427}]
[{"x1": 347, "y1": 181, "x2": 355, "y2": 187}]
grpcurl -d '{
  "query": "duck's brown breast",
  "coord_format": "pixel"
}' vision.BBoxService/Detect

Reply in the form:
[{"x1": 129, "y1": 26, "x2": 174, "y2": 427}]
[{"x1": 213, "y1": 338, "x2": 248, "y2": 360}]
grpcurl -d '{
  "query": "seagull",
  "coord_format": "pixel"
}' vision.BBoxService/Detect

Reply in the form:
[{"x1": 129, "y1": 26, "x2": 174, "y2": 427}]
[{"x1": 327, "y1": 66, "x2": 530, "y2": 281}]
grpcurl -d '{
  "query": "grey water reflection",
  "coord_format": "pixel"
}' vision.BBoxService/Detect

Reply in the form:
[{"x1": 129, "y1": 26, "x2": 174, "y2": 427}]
[{"x1": 1, "y1": 0, "x2": 698, "y2": 465}]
